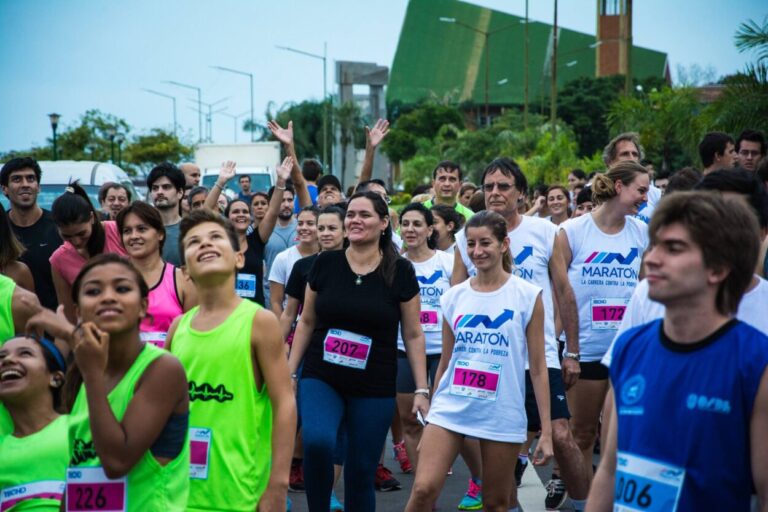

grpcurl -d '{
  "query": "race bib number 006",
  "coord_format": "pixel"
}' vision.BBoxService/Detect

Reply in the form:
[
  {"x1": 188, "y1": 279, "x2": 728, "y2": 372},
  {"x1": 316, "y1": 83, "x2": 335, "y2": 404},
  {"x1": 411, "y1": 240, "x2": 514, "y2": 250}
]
[{"x1": 613, "y1": 451, "x2": 685, "y2": 512}]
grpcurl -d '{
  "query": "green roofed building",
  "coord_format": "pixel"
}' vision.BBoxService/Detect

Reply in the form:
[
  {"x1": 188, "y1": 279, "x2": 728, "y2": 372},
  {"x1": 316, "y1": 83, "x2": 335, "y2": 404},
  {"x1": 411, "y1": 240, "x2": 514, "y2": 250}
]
[{"x1": 388, "y1": 0, "x2": 669, "y2": 114}]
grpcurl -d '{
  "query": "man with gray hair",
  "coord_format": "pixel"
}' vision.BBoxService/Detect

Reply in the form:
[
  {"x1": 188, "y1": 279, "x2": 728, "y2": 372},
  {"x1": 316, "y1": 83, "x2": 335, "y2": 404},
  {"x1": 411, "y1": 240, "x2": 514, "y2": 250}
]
[{"x1": 603, "y1": 132, "x2": 657, "y2": 223}]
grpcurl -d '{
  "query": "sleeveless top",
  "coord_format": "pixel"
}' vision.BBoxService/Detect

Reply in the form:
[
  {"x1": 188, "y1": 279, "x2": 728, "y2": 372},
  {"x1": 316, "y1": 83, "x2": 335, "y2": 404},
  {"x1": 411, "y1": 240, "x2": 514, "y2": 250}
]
[
  {"x1": 609, "y1": 320, "x2": 768, "y2": 511},
  {"x1": 0, "y1": 274, "x2": 16, "y2": 436},
  {"x1": 427, "y1": 275, "x2": 542, "y2": 442},
  {"x1": 560, "y1": 213, "x2": 648, "y2": 362},
  {"x1": 170, "y1": 300, "x2": 272, "y2": 511},
  {"x1": 139, "y1": 263, "x2": 183, "y2": 349},
  {"x1": 68, "y1": 344, "x2": 189, "y2": 511},
  {"x1": 49, "y1": 221, "x2": 127, "y2": 285},
  {"x1": 0, "y1": 415, "x2": 68, "y2": 511}
]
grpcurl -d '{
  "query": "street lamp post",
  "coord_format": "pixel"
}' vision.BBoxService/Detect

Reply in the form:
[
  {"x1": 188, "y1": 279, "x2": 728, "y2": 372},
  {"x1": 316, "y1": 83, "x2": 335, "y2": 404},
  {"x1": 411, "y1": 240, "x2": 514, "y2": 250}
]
[
  {"x1": 211, "y1": 66, "x2": 255, "y2": 143},
  {"x1": 439, "y1": 17, "x2": 520, "y2": 125},
  {"x1": 218, "y1": 110, "x2": 251, "y2": 144},
  {"x1": 551, "y1": 0, "x2": 558, "y2": 139},
  {"x1": 165, "y1": 81, "x2": 203, "y2": 143},
  {"x1": 115, "y1": 134, "x2": 125, "y2": 167},
  {"x1": 48, "y1": 113, "x2": 61, "y2": 161},
  {"x1": 275, "y1": 43, "x2": 328, "y2": 169},
  {"x1": 106, "y1": 127, "x2": 117, "y2": 163},
  {"x1": 142, "y1": 89, "x2": 178, "y2": 136},
  {"x1": 190, "y1": 97, "x2": 229, "y2": 142}
]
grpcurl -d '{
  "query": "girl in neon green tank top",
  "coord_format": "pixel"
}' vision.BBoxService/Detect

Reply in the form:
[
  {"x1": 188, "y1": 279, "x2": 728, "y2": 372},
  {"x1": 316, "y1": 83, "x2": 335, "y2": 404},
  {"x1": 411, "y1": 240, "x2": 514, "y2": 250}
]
[
  {"x1": 0, "y1": 335, "x2": 68, "y2": 511},
  {"x1": 29, "y1": 254, "x2": 191, "y2": 511}
]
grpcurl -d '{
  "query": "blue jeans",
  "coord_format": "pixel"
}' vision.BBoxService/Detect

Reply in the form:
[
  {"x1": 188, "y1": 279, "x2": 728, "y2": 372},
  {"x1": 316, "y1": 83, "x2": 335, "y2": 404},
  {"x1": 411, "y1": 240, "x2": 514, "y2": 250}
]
[{"x1": 299, "y1": 377, "x2": 395, "y2": 512}]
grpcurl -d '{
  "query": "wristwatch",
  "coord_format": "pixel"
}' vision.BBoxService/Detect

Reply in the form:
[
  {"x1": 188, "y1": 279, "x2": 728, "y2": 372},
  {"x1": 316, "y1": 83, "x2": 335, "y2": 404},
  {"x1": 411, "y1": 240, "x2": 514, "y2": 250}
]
[{"x1": 563, "y1": 351, "x2": 580, "y2": 362}]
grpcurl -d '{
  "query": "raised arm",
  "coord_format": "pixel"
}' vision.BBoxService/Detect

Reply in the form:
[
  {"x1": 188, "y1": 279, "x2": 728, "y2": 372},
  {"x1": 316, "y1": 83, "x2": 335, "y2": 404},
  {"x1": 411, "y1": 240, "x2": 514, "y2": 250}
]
[
  {"x1": 257, "y1": 156, "x2": 293, "y2": 243},
  {"x1": 204, "y1": 160, "x2": 237, "y2": 212},
  {"x1": 268, "y1": 120, "x2": 312, "y2": 208},
  {"x1": 356, "y1": 119, "x2": 390, "y2": 191}
]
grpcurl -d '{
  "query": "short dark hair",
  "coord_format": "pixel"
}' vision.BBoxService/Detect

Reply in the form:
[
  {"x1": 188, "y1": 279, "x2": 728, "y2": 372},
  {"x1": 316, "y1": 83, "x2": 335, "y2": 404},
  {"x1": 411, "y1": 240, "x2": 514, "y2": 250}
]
[
  {"x1": 302, "y1": 159, "x2": 323, "y2": 182},
  {"x1": 98, "y1": 182, "x2": 132, "y2": 204},
  {"x1": 238, "y1": 175, "x2": 251, "y2": 183},
  {"x1": 575, "y1": 186, "x2": 593, "y2": 206},
  {"x1": 356, "y1": 179, "x2": 388, "y2": 195},
  {"x1": 433, "y1": 161, "x2": 463, "y2": 181},
  {"x1": 146, "y1": 162, "x2": 185, "y2": 192},
  {"x1": 665, "y1": 167, "x2": 702, "y2": 195},
  {"x1": 698, "y1": 132, "x2": 734, "y2": 168},
  {"x1": 480, "y1": 158, "x2": 528, "y2": 195},
  {"x1": 569, "y1": 169, "x2": 587, "y2": 181},
  {"x1": 695, "y1": 168, "x2": 768, "y2": 229},
  {"x1": 412, "y1": 184, "x2": 432, "y2": 196},
  {"x1": 736, "y1": 130, "x2": 766, "y2": 155},
  {"x1": 430, "y1": 203, "x2": 465, "y2": 237},
  {"x1": 400, "y1": 202, "x2": 438, "y2": 249},
  {"x1": 0, "y1": 157, "x2": 41, "y2": 187},
  {"x1": 178, "y1": 208, "x2": 240, "y2": 265},
  {"x1": 116, "y1": 201, "x2": 167, "y2": 253},
  {"x1": 187, "y1": 186, "x2": 209, "y2": 208},
  {"x1": 267, "y1": 183, "x2": 295, "y2": 200},
  {"x1": 649, "y1": 191, "x2": 760, "y2": 315}
]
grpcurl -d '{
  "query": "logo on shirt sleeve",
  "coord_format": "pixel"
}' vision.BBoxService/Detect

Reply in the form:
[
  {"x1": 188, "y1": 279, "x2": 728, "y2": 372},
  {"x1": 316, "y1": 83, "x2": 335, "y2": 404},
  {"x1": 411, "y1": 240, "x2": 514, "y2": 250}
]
[{"x1": 618, "y1": 374, "x2": 645, "y2": 416}]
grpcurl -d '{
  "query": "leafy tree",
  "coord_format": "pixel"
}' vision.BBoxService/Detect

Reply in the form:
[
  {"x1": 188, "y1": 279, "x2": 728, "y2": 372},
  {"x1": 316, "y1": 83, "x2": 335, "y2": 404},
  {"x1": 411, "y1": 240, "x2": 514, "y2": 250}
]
[
  {"x1": 381, "y1": 102, "x2": 464, "y2": 163},
  {"x1": 261, "y1": 99, "x2": 333, "y2": 166},
  {"x1": 122, "y1": 129, "x2": 194, "y2": 176},
  {"x1": 334, "y1": 101, "x2": 363, "y2": 175},
  {"x1": 735, "y1": 16, "x2": 768, "y2": 63}
]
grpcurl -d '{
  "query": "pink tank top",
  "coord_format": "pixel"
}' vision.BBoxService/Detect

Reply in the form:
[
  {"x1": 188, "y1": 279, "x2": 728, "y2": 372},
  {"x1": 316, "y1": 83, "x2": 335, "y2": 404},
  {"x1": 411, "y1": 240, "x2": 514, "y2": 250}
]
[{"x1": 139, "y1": 263, "x2": 183, "y2": 348}]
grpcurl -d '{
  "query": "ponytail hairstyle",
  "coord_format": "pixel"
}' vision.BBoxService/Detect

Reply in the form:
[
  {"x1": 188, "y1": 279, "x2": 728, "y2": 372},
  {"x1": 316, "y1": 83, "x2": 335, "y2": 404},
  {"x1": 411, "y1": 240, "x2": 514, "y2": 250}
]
[
  {"x1": 465, "y1": 210, "x2": 512, "y2": 273},
  {"x1": 52, "y1": 180, "x2": 106, "y2": 257},
  {"x1": 63, "y1": 253, "x2": 149, "y2": 411},
  {"x1": 591, "y1": 161, "x2": 649, "y2": 205},
  {"x1": 400, "y1": 202, "x2": 438, "y2": 250},
  {"x1": 347, "y1": 191, "x2": 398, "y2": 287},
  {"x1": 430, "y1": 204, "x2": 464, "y2": 243}
]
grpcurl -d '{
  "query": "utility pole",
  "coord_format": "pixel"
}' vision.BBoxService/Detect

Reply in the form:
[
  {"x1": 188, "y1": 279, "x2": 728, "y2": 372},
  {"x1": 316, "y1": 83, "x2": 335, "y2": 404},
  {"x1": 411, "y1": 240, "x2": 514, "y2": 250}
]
[
  {"x1": 550, "y1": 0, "x2": 558, "y2": 139},
  {"x1": 524, "y1": 0, "x2": 529, "y2": 130}
]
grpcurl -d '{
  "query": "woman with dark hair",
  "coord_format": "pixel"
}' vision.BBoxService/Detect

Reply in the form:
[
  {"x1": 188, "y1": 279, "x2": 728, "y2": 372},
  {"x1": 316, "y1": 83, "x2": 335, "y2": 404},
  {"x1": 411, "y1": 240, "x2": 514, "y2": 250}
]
[
  {"x1": 0, "y1": 335, "x2": 68, "y2": 511},
  {"x1": 250, "y1": 192, "x2": 270, "y2": 231},
  {"x1": 26, "y1": 253, "x2": 190, "y2": 510},
  {"x1": 287, "y1": 191, "x2": 429, "y2": 511},
  {"x1": 406, "y1": 210, "x2": 553, "y2": 512},
  {"x1": 459, "y1": 183, "x2": 477, "y2": 208},
  {"x1": 0, "y1": 204, "x2": 33, "y2": 291},
  {"x1": 546, "y1": 184, "x2": 571, "y2": 225},
  {"x1": 117, "y1": 201, "x2": 196, "y2": 349},
  {"x1": 50, "y1": 181, "x2": 127, "y2": 321},
  {"x1": 396, "y1": 202, "x2": 453, "y2": 471},
  {"x1": 429, "y1": 204, "x2": 465, "y2": 254}
]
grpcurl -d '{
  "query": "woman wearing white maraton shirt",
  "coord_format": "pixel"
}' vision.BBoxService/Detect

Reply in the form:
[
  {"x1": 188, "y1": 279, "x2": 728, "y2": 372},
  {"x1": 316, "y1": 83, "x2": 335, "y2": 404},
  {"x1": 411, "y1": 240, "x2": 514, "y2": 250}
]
[
  {"x1": 406, "y1": 211, "x2": 553, "y2": 512},
  {"x1": 556, "y1": 161, "x2": 649, "y2": 481}
]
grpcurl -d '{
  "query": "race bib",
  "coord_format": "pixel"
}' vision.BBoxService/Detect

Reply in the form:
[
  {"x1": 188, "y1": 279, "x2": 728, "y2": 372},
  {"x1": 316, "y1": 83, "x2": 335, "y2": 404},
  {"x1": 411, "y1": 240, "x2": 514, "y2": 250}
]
[
  {"x1": 1, "y1": 480, "x2": 65, "y2": 511},
  {"x1": 323, "y1": 329, "x2": 372, "y2": 370},
  {"x1": 189, "y1": 428, "x2": 212, "y2": 480},
  {"x1": 450, "y1": 360, "x2": 501, "y2": 401},
  {"x1": 235, "y1": 273, "x2": 257, "y2": 298},
  {"x1": 139, "y1": 331, "x2": 167, "y2": 349},
  {"x1": 614, "y1": 451, "x2": 685, "y2": 512},
  {"x1": 419, "y1": 306, "x2": 440, "y2": 332},
  {"x1": 66, "y1": 467, "x2": 126, "y2": 512},
  {"x1": 591, "y1": 298, "x2": 629, "y2": 330}
]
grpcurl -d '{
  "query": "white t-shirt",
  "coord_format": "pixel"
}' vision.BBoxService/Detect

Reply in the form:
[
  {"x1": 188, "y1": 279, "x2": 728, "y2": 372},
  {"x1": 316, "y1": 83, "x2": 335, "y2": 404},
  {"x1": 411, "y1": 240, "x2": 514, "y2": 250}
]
[
  {"x1": 560, "y1": 213, "x2": 648, "y2": 362},
  {"x1": 602, "y1": 276, "x2": 768, "y2": 367},
  {"x1": 634, "y1": 182, "x2": 662, "y2": 224},
  {"x1": 398, "y1": 251, "x2": 454, "y2": 355},
  {"x1": 456, "y1": 216, "x2": 561, "y2": 369},
  {"x1": 427, "y1": 275, "x2": 541, "y2": 443},
  {"x1": 268, "y1": 246, "x2": 305, "y2": 308}
]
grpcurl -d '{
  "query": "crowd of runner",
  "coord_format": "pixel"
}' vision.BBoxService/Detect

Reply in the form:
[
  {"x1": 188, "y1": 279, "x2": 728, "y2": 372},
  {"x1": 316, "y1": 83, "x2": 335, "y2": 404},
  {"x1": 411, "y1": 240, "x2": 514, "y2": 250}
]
[{"x1": 1, "y1": 120, "x2": 767, "y2": 512}]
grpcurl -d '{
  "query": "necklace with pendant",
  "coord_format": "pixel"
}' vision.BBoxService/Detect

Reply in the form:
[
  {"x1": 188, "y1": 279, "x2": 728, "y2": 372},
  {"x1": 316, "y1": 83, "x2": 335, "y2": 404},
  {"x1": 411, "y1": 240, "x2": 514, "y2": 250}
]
[
  {"x1": 355, "y1": 274, "x2": 363, "y2": 285},
  {"x1": 349, "y1": 250, "x2": 381, "y2": 285}
]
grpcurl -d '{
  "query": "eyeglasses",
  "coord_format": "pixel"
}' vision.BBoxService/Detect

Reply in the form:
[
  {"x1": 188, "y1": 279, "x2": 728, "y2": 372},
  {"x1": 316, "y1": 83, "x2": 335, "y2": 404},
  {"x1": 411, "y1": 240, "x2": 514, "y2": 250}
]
[
  {"x1": 482, "y1": 182, "x2": 514, "y2": 192},
  {"x1": 739, "y1": 150, "x2": 762, "y2": 158}
]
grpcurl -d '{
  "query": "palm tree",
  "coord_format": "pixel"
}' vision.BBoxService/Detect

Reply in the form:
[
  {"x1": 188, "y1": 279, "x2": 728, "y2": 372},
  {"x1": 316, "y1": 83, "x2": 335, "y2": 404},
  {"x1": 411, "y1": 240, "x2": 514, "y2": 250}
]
[{"x1": 735, "y1": 16, "x2": 768, "y2": 63}]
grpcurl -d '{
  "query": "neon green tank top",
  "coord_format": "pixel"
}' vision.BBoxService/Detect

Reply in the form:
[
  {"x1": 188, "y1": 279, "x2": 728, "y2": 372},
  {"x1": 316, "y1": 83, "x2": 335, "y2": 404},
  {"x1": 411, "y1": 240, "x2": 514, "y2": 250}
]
[
  {"x1": 170, "y1": 299, "x2": 273, "y2": 511},
  {"x1": 1, "y1": 275, "x2": 18, "y2": 436},
  {"x1": 0, "y1": 415, "x2": 68, "y2": 511},
  {"x1": 67, "y1": 343, "x2": 189, "y2": 511}
]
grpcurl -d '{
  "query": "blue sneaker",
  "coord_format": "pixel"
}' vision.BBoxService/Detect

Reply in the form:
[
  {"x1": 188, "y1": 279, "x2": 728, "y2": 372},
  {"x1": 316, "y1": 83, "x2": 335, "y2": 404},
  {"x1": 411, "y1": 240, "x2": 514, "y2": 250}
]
[
  {"x1": 330, "y1": 490, "x2": 344, "y2": 511},
  {"x1": 457, "y1": 478, "x2": 482, "y2": 510}
]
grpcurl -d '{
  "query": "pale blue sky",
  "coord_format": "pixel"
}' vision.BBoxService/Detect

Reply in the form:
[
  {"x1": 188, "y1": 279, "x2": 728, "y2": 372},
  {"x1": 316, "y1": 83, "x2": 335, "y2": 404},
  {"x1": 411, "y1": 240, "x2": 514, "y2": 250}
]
[{"x1": 0, "y1": 0, "x2": 764, "y2": 152}]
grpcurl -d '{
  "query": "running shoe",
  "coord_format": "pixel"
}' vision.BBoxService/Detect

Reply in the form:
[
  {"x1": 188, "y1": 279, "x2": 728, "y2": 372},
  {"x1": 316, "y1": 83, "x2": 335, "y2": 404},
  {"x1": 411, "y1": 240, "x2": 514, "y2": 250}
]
[
  {"x1": 288, "y1": 460, "x2": 305, "y2": 492},
  {"x1": 330, "y1": 490, "x2": 344, "y2": 511},
  {"x1": 392, "y1": 440, "x2": 413, "y2": 473},
  {"x1": 544, "y1": 477, "x2": 568, "y2": 510},
  {"x1": 515, "y1": 458, "x2": 528, "y2": 488},
  {"x1": 457, "y1": 478, "x2": 483, "y2": 510},
  {"x1": 374, "y1": 463, "x2": 402, "y2": 492}
]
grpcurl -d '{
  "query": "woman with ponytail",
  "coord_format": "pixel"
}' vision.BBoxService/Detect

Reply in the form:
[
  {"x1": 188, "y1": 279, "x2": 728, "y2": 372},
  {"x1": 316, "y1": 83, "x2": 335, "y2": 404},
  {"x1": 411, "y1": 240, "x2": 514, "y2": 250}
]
[
  {"x1": 287, "y1": 191, "x2": 429, "y2": 511},
  {"x1": 50, "y1": 181, "x2": 127, "y2": 321}
]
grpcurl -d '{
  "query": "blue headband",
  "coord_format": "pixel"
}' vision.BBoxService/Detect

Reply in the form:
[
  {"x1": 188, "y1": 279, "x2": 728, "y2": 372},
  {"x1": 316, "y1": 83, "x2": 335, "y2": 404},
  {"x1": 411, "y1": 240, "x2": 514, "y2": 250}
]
[{"x1": 38, "y1": 337, "x2": 67, "y2": 372}]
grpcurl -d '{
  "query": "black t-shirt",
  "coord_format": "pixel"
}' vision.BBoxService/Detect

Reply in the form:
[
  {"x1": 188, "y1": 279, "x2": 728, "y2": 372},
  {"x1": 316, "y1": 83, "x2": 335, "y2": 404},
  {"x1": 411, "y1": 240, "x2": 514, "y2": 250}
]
[
  {"x1": 10, "y1": 209, "x2": 62, "y2": 310},
  {"x1": 238, "y1": 230, "x2": 266, "y2": 306},
  {"x1": 302, "y1": 250, "x2": 419, "y2": 397},
  {"x1": 285, "y1": 253, "x2": 318, "y2": 305}
]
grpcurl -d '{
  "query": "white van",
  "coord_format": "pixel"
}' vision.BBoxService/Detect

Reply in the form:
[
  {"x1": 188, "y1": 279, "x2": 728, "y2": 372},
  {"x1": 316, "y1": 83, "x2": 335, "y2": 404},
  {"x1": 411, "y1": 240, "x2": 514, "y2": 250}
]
[{"x1": 1, "y1": 160, "x2": 137, "y2": 210}]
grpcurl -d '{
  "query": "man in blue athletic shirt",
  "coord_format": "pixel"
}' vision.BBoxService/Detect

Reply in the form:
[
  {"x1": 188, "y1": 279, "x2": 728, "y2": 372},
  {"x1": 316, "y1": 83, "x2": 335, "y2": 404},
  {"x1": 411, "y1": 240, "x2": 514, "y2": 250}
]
[{"x1": 587, "y1": 191, "x2": 768, "y2": 511}]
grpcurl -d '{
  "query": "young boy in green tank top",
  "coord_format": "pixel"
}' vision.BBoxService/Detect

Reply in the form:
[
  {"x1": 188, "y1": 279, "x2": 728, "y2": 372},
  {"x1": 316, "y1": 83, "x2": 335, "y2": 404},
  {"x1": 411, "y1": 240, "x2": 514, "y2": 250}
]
[{"x1": 166, "y1": 208, "x2": 296, "y2": 512}]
